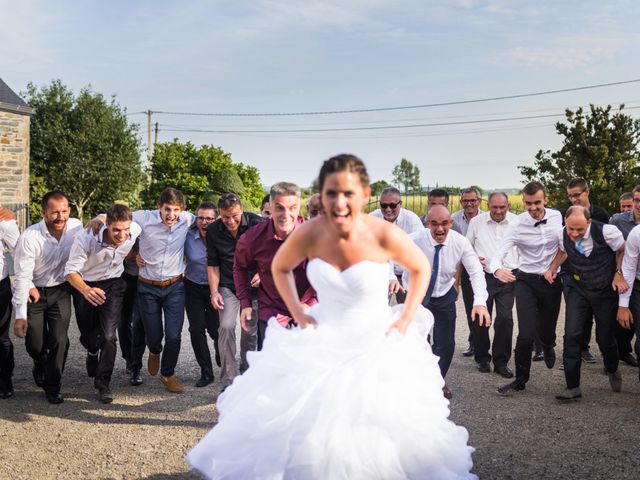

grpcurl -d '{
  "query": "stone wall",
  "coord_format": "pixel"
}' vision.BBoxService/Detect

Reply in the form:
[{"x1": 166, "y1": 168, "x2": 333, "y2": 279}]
[{"x1": 0, "y1": 110, "x2": 30, "y2": 227}]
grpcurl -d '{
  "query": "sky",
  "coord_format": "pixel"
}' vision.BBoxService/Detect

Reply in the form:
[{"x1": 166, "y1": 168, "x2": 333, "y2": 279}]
[{"x1": 2, "y1": 0, "x2": 640, "y2": 190}]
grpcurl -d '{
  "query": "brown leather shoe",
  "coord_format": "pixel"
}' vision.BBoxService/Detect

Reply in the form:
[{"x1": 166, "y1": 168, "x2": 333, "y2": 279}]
[
  {"x1": 442, "y1": 385, "x2": 452, "y2": 400},
  {"x1": 147, "y1": 353, "x2": 160, "y2": 376},
  {"x1": 160, "y1": 375, "x2": 184, "y2": 394}
]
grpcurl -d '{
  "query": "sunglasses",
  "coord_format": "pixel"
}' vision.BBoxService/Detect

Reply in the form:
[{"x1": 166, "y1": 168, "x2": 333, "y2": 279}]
[
  {"x1": 380, "y1": 202, "x2": 400, "y2": 210},
  {"x1": 196, "y1": 216, "x2": 216, "y2": 222}
]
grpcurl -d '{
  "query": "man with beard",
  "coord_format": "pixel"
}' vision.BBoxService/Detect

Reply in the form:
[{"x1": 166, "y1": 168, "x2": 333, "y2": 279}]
[{"x1": 13, "y1": 191, "x2": 83, "y2": 403}]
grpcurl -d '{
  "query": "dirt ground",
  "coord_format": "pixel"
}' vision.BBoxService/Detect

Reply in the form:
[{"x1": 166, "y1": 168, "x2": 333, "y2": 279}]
[{"x1": 1, "y1": 299, "x2": 639, "y2": 479}]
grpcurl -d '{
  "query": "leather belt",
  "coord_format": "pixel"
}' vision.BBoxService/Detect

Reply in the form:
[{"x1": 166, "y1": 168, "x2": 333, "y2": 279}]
[{"x1": 138, "y1": 274, "x2": 183, "y2": 287}]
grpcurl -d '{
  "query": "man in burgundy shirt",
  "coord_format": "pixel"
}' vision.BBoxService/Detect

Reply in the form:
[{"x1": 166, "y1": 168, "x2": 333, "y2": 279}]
[{"x1": 234, "y1": 182, "x2": 317, "y2": 350}]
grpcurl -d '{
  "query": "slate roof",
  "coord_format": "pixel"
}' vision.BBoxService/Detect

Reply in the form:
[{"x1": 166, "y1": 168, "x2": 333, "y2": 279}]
[{"x1": 0, "y1": 78, "x2": 34, "y2": 115}]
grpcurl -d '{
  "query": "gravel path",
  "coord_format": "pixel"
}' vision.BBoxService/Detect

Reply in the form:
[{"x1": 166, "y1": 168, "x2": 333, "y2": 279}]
[{"x1": 1, "y1": 299, "x2": 639, "y2": 479}]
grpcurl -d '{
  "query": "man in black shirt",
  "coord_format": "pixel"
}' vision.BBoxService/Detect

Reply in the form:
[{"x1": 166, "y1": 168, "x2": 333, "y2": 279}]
[
  {"x1": 207, "y1": 194, "x2": 263, "y2": 389},
  {"x1": 565, "y1": 177, "x2": 610, "y2": 363}
]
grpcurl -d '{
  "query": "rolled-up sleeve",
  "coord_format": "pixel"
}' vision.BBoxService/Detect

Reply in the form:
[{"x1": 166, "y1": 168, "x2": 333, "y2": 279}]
[
  {"x1": 12, "y1": 233, "x2": 38, "y2": 319},
  {"x1": 64, "y1": 233, "x2": 90, "y2": 277},
  {"x1": 489, "y1": 223, "x2": 518, "y2": 274}
]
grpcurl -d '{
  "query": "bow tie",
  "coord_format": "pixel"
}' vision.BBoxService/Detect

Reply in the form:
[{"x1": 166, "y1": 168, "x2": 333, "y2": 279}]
[{"x1": 534, "y1": 219, "x2": 547, "y2": 227}]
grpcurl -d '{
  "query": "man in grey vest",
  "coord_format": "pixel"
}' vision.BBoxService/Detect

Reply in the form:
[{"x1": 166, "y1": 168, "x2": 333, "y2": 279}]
[{"x1": 546, "y1": 206, "x2": 627, "y2": 401}]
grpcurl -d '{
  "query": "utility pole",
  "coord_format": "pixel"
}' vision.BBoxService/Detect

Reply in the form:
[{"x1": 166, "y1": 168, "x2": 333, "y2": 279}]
[
  {"x1": 154, "y1": 122, "x2": 159, "y2": 146},
  {"x1": 147, "y1": 110, "x2": 153, "y2": 163}
]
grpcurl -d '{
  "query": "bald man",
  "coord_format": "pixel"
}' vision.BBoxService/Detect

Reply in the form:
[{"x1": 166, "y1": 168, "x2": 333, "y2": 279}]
[
  {"x1": 407, "y1": 205, "x2": 490, "y2": 399},
  {"x1": 547, "y1": 206, "x2": 626, "y2": 400}
]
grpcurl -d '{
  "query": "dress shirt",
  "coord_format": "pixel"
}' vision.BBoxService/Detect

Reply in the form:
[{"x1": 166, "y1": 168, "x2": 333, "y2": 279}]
[
  {"x1": 234, "y1": 218, "x2": 317, "y2": 321},
  {"x1": 609, "y1": 211, "x2": 639, "y2": 239},
  {"x1": 184, "y1": 227, "x2": 209, "y2": 285},
  {"x1": 370, "y1": 208, "x2": 423, "y2": 274},
  {"x1": 64, "y1": 223, "x2": 141, "y2": 282},
  {"x1": 489, "y1": 208, "x2": 563, "y2": 275},
  {"x1": 466, "y1": 212, "x2": 519, "y2": 272},
  {"x1": 556, "y1": 224, "x2": 624, "y2": 257},
  {"x1": 207, "y1": 212, "x2": 263, "y2": 292},
  {"x1": 406, "y1": 229, "x2": 487, "y2": 306},
  {"x1": 0, "y1": 220, "x2": 20, "y2": 279},
  {"x1": 132, "y1": 209, "x2": 195, "y2": 281},
  {"x1": 451, "y1": 209, "x2": 484, "y2": 237},
  {"x1": 619, "y1": 225, "x2": 640, "y2": 307},
  {"x1": 12, "y1": 218, "x2": 83, "y2": 319}
]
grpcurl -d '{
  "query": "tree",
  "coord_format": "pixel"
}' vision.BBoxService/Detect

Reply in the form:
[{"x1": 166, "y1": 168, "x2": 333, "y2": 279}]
[
  {"x1": 370, "y1": 180, "x2": 391, "y2": 196},
  {"x1": 519, "y1": 104, "x2": 640, "y2": 212},
  {"x1": 392, "y1": 158, "x2": 421, "y2": 194},
  {"x1": 25, "y1": 80, "x2": 144, "y2": 220},
  {"x1": 142, "y1": 140, "x2": 264, "y2": 211}
]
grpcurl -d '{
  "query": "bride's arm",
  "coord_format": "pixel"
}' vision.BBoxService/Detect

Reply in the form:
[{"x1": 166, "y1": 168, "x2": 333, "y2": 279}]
[
  {"x1": 382, "y1": 225, "x2": 431, "y2": 334},
  {"x1": 271, "y1": 223, "x2": 318, "y2": 329}
]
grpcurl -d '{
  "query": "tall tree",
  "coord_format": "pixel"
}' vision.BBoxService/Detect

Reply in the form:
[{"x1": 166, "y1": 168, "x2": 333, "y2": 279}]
[
  {"x1": 392, "y1": 158, "x2": 421, "y2": 194},
  {"x1": 25, "y1": 80, "x2": 144, "y2": 221},
  {"x1": 142, "y1": 140, "x2": 264, "y2": 211},
  {"x1": 520, "y1": 104, "x2": 640, "y2": 212}
]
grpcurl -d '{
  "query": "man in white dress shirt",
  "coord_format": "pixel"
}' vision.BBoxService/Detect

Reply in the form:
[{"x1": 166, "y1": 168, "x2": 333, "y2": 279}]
[
  {"x1": 545, "y1": 206, "x2": 626, "y2": 401},
  {"x1": 452, "y1": 187, "x2": 484, "y2": 359},
  {"x1": 490, "y1": 181, "x2": 564, "y2": 396},
  {"x1": 133, "y1": 188, "x2": 195, "y2": 394},
  {"x1": 370, "y1": 187, "x2": 423, "y2": 303},
  {"x1": 0, "y1": 214, "x2": 20, "y2": 398},
  {"x1": 408, "y1": 205, "x2": 490, "y2": 399},
  {"x1": 466, "y1": 192, "x2": 518, "y2": 378},
  {"x1": 65, "y1": 204, "x2": 141, "y2": 403},
  {"x1": 13, "y1": 191, "x2": 83, "y2": 404}
]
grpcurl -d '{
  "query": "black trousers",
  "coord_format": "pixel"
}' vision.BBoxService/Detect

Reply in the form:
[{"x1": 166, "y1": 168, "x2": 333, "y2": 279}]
[
  {"x1": 513, "y1": 271, "x2": 562, "y2": 384},
  {"x1": 394, "y1": 273, "x2": 407, "y2": 304},
  {"x1": 72, "y1": 278, "x2": 127, "y2": 389},
  {"x1": 562, "y1": 275, "x2": 594, "y2": 351},
  {"x1": 424, "y1": 287, "x2": 458, "y2": 378},
  {"x1": 615, "y1": 319, "x2": 636, "y2": 357},
  {"x1": 118, "y1": 272, "x2": 146, "y2": 372},
  {"x1": 184, "y1": 278, "x2": 220, "y2": 377},
  {"x1": 460, "y1": 268, "x2": 474, "y2": 347},
  {"x1": 563, "y1": 284, "x2": 619, "y2": 388},
  {"x1": 626, "y1": 283, "x2": 640, "y2": 359},
  {"x1": 26, "y1": 283, "x2": 72, "y2": 394},
  {"x1": 0, "y1": 276, "x2": 14, "y2": 381},
  {"x1": 473, "y1": 273, "x2": 514, "y2": 368}
]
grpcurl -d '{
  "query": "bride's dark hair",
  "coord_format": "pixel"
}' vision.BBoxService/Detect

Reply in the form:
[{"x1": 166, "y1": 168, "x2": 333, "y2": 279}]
[{"x1": 317, "y1": 154, "x2": 370, "y2": 191}]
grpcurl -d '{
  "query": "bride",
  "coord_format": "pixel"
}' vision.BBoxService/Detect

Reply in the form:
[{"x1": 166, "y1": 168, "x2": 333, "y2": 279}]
[{"x1": 187, "y1": 154, "x2": 477, "y2": 479}]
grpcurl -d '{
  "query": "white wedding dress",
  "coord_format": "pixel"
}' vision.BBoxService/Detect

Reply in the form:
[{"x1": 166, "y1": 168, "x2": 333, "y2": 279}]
[{"x1": 188, "y1": 259, "x2": 477, "y2": 479}]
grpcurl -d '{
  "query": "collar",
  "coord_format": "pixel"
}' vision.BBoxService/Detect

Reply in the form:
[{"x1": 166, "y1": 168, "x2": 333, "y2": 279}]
[
  {"x1": 426, "y1": 229, "x2": 449, "y2": 248},
  {"x1": 38, "y1": 219, "x2": 69, "y2": 239},
  {"x1": 268, "y1": 217, "x2": 305, "y2": 241}
]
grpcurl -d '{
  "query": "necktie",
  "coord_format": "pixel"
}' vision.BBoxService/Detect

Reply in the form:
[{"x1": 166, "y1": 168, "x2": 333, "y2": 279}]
[
  {"x1": 534, "y1": 219, "x2": 547, "y2": 227},
  {"x1": 575, "y1": 239, "x2": 586, "y2": 255},
  {"x1": 424, "y1": 244, "x2": 444, "y2": 305}
]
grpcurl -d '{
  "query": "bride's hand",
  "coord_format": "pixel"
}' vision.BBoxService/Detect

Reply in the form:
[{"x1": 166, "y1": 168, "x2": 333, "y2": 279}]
[
  {"x1": 387, "y1": 316, "x2": 411, "y2": 336},
  {"x1": 295, "y1": 313, "x2": 318, "y2": 330}
]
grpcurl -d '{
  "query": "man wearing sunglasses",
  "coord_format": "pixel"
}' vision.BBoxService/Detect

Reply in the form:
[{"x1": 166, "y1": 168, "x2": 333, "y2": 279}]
[{"x1": 369, "y1": 187, "x2": 423, "y2": 303}]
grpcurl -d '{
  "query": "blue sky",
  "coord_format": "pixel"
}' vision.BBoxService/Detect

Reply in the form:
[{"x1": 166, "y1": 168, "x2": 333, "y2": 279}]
[{"x1": 2, "y1": 0, "x2": 640, "y2": 189}]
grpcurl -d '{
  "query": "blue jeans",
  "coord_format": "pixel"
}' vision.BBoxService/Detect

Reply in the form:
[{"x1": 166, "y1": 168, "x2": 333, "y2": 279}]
[{"x1": 137, "y1": 279, "x2": 185, "y2": 377}]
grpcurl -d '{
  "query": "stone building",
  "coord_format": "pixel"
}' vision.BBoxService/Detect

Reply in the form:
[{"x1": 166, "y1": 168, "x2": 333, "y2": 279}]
[{"x1": 0, "y1": 78, "x2": 33, "y2": 227}]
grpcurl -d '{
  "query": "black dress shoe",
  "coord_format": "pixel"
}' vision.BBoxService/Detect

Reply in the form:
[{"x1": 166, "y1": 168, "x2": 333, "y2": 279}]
[
  {"x1": 581, "y1": 349, "x2": 597, "y2": 364},
  {"x1": 543, "y1": 347, "x2": 556, "y2": 369},
  {"x1": 478, "y1": 362, "x2": 491, "y2": 373},
  {"x1": 497, "y1": 380, "x2": 525, "y2": 396},
  {"x1": 196, "y1": 373, "x2": 215, "y2": 388},
  {"x1": 98, "y1": 387, "x2": 114, "y2": 404},
  {"x1": 442, "y1": 385, "x2": 452, "y2": 399},
  {"x1": 620, "y1": 353, "x2": 639, "y2": 367},
  {"x1": 125, "y1": 360, "x2": 133, "y2": 376},
  {"x1": 86, "y1": 352, "x2": 99, "y2": 378},
  {"x1": 32, "y1": 364, "x2": 45, "y2": 387},
  {"x1": 555, "y1": 387, "x2": 582, "y2": 401},
  {"x1": 495, "y1": 365, "x2": 514, "y2": 379},
  {"x1": 129, "y1": 370, "x2": 143, "y2": 386},
  {"x1": 462, "y1": 344, "x2": 475, "y2": 357},
  {"x1": 45, "y1": 392, "x2": 64, "y2": 404},
  {"x1": 532, "y1": 350, "x2": 544, "y2": 362},
  {"x1": 0, "y1": 377, "x2": 14, "y2": 399}
]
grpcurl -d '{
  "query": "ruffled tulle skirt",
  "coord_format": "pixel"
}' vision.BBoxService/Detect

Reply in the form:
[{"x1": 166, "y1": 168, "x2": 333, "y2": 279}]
[{"x1": 187, "y1": 304, "x2": 476, "y2": 479}]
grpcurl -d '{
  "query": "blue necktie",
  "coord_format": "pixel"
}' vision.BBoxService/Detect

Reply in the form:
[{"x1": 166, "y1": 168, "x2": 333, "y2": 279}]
[
  {"x1": 575, "y1": 239, "x2": 586, "y2": 256},
  {"x1": 424, "y1": 244, "x2": 444, "y2": 305}
]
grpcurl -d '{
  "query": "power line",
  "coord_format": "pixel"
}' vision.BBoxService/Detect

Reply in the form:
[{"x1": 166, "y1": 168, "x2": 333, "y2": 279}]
[{"x1": 150, "y1": 78, "x2": 640, "y2": 117}]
